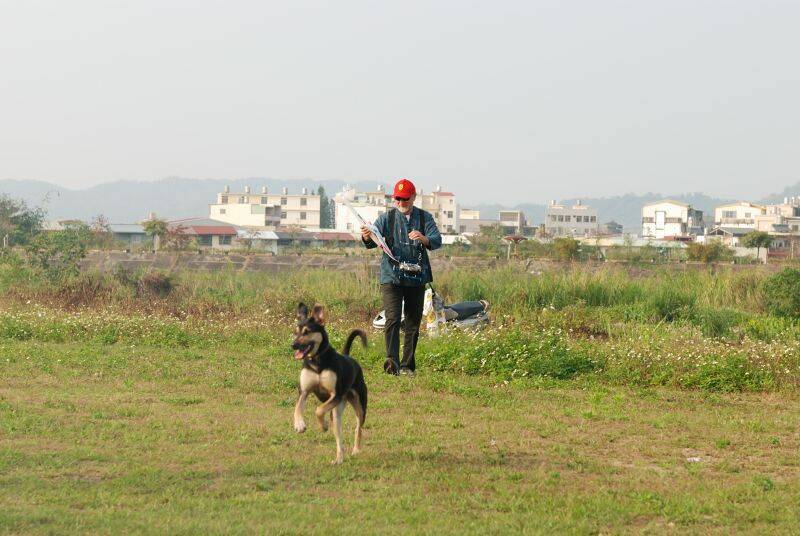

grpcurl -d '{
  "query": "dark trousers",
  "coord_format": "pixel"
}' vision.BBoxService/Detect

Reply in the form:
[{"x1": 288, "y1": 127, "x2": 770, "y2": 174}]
[{"x1": 381, "y1": 283, "x2": 426, "y2": 371}]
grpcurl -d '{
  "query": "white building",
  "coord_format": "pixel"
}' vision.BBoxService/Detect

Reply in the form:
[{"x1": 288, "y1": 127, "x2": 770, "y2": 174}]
[
  {"x1": 545, "y1": 200, "x2": 598, "y2": 237},
  {"x1": 209, "y1": 186, "x2": 320, "y2": 228},
  {"x1": 334, "y1": 185, "x2": 390, "y2": 232},
  {"x1": 713, "y1": 201, "x2": 765, "y2": 229},
  {"x1": 641, "y1": 200, "x2": 705, "y2": 239}
]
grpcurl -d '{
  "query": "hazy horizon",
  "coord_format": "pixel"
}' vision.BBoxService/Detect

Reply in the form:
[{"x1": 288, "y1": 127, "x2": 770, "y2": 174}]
[{"x1": 2, "y1": 1, "x2": 799, "y2": 206}]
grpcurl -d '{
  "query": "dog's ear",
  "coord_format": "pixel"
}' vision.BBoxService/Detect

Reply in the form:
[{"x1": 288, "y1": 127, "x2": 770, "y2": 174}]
[
  {"x1": 311, "y1": 304, "x2": 326, "y2": 325},
  {"x1": 296, "y1": 302, "x2": 309, "y2": 322}
]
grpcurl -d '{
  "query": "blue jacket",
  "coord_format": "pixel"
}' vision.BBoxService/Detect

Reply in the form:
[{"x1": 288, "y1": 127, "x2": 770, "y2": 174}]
[{"x1": 362, "y1": 206, "x2": 442, "y2": 285}]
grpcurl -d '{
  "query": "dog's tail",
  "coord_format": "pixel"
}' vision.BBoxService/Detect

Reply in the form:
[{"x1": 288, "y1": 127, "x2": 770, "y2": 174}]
[{"x1": 343, "y1": 329, "x2": 367, "y2": 356}]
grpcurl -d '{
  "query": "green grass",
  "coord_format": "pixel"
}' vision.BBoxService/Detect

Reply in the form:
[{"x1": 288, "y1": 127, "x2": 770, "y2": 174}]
[{"x1": 1, "y1": 336, "x2": 799, "y2": 533}]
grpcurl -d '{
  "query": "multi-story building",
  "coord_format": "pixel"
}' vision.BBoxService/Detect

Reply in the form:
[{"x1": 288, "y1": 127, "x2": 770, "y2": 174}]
[
  {"x1": 499, "y1": 210, "x2": 528, "y2": 235},
  {"x1": 545, "y1": 200, "x2": 598, "y2": 237},
  {"x1": 417, "y1": 186, "x2": 460, "y2": 234},
  {"x1": 209, "y1": 186, "x2": 320, "y2": 228},
  {"x1": 713, "y1": 201, "x2": 765, "y2": 229},
  {"x1": 754, "y1": 197, "x2": 800, "y2": 234},
  {"x1": 334, "y1": 185, "x2": 390, "y2": 232},
  {"x1": 641, "y1": 200, "x2": 705, "y2": 239}
]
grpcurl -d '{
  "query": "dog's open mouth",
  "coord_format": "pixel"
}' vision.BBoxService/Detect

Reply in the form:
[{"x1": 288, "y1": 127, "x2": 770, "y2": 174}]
[{"x1": 293, "y1": 344, "x2": 313, "y2": 360}]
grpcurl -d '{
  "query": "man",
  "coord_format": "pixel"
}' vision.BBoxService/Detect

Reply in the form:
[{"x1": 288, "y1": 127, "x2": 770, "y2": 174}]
[{"x1": 361, "y1": 178, "x2": 442, "y2": 375}]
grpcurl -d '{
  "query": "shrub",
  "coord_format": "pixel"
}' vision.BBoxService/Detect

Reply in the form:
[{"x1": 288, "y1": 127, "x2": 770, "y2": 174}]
[
  {"x1": 686, "y1": 242, "x2": 733, "y2": 263},
  {"x1": 137, "y1": 271, "x2": 174, "y2": 298},
  {"x1": 25, "y1": 224, "x2": 90, "y2": 280},
  {"x1": 693, "y1": 308, "x2": 741, "y2": 339},
  {"x1": 648, "y1": 286, "x2": 695, "y2": 322},
  {"x1": 552, "y1": 238, "x2": 579, "y2": 261},
  {"x1": 762, "y1": 268, "x2": 800, "y2": 318}
]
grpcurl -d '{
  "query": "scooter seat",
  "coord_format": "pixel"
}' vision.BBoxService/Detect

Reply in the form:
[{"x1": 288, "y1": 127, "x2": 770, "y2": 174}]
[{"x1": 446, "y1": 301, "x2": 486, "y2": 320}]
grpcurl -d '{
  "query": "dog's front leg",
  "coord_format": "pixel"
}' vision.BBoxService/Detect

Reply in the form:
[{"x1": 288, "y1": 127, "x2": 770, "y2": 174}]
[
  {"x1": 293, "y1": 390, "x2": 309, "y2": 433},
  {"x1": 315, "y1": 394, "x2": 338, "y2": 432}
]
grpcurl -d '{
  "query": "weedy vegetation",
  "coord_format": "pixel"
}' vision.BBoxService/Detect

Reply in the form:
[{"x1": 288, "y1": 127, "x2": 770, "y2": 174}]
[{"x1": 1, "y1": 260, "x2": 800, "y2": 533}]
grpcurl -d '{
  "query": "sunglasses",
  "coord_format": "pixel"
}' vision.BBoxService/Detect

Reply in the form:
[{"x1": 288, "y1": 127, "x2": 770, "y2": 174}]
[{"x1": 394, "y1": 196, "x2": 411, "y2": 202}]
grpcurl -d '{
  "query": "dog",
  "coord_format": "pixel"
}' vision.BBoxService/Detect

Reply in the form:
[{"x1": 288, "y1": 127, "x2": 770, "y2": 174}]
[{"x1": 291, "y1": 302, "x2": 368, "y2": 464}]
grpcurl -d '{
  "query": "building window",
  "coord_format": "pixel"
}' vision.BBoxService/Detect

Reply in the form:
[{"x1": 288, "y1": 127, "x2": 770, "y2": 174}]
[
  {"x1": 281, "y1": 197, "x2": 287, "y2": 205},
  {"x1": 446, "y1": 211, "x2": 453, "y2": 218},
  {"x1": 300, "y1": 197, "x2": 307, "y2": 206},
  {"x1": 460, "y1": 225, "x2": 466, "y2": 233},
  {"x1": 576, "y1": 216, "x2": 582, "y2": 223},
  {"x1": 550, "y1": 215, "x2": 557, "y2": 222},
  {"x1": 591, "y1": 216, "x2": 596, "y2": 222},
  {"x1": 557, "y1": 215, "x2": 563, "y2": 222},
  {"x1": 281, "y1": 211, "x2": 287, "y2": 219},
  {"x1": 261, "y1": 197, "x2": 268, "y2": 204},
  {"x1": 221, "y1": 195, "x2": 228, "y2": 204},
  {"x1": 564, "y1": 216, "x2": 571, "y2": 222},
  {"x1": 220, "y1": 235, "x2": 232, "y2": 245},
  {"x1": 197, "y1": 235, "x2": 212, "y2": 246},
  {"x1": 219, "y1": 209, "x2": 226, "y2": 214},
  {"x1": 722, "y1": 210, "x2": 736, "y2": 218},
  {"x1": 300, "y1": 212, "x2": 307, "y2": 220}
]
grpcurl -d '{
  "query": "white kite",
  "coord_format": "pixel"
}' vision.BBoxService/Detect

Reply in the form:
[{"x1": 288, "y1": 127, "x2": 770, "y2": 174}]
[{"x1": 341, "y1": 199, "x2": 398, "y2": 262}]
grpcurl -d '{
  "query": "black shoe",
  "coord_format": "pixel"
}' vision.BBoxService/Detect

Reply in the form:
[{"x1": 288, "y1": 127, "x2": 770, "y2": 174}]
[{"x1": 383, "y1": 359, "x2": 399, "y2": 375}]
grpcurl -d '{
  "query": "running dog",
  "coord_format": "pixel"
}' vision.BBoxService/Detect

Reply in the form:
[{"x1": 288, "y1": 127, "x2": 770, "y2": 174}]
[{"x1": 291, "y1": 302, "x2": 368, "y2": 464}]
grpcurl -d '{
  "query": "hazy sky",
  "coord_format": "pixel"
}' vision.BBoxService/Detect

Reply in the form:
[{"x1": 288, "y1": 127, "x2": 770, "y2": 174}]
[{"x1": 2, "y1": 1, "x2": 799, "y2": 206}]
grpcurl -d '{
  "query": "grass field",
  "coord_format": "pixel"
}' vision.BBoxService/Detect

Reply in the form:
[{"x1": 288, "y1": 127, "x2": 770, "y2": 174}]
[{"x1": 2, "y1": 264, "x2": 800, "y2": 533}]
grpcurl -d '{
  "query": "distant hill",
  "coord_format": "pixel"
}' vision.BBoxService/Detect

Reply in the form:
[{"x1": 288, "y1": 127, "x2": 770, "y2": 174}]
[
  {"x1": 0, "y1": 177, "x2": 386, "y2": 223},
  {"x1": 1, "y1": 177, "x2": 799, "y2": 233}
]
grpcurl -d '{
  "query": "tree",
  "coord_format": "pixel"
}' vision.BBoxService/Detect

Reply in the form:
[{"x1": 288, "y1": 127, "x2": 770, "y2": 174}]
[
  {"x1": 163, "y1": 224, "x2": 192, "y2": 250},
  {"x1": 742, "y1": 231, "x2": 772, "y2": 261},
  {"x1": 90, "y1": 214, "x2": 116, "y2": 249},
  {"x1": 318, "y1": 186, "x2": 335, "y2": 229},
  {"x1": 0, "y1": 194, "x2": 46, "y2": 246},
  {"x1": 25, "y1": 222, "x2": 91, "y2": 279},
  {"x1": 142, "y1": 218, "x2": 168, "y2": 250}
]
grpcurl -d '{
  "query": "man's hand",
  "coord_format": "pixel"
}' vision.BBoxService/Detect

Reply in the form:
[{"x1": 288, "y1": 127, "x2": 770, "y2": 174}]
[
  {"x1": 409, "y1": 230, "x2": 430, "y2": 247},
  {"x1": 360, "y1": 225, "x2": 372, "y2": 241}
]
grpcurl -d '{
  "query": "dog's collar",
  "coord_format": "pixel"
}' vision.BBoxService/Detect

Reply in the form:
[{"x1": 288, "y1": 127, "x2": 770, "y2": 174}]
[{"x1": 306, "y1": 342, "x2": 331, "y2": 362}]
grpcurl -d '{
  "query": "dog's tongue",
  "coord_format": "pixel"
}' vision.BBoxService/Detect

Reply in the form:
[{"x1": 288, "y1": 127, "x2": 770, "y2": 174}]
[{"x1": 294, "y1": 349, "x2": 305, "y2": 360}]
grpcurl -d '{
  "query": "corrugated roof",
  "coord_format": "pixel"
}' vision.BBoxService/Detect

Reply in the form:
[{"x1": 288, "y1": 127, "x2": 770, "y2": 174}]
[
  {"x1": 275, "y1": 231, "x2": 315, "y2": 240},
  {"x1": 709, "y1": 226, "x2": 753, "y2": 236},
  {"x1": 182, "y1": 225, "x2": 238, "y2": 236},
  {"x1": 109, "y1": 224, "x2": 145, "y2": 234},
  {"x1": 643, "y1": 199, "x2": 690, "y2": 208},
  {"x1": 314, "y1": 232, "x2": 357, "y2": 241}
]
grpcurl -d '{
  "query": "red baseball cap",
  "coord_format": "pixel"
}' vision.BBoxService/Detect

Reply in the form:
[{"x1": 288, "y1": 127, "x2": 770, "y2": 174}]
[{"x1": 393, "y1": 178, "x2": 416, "y2": 199}]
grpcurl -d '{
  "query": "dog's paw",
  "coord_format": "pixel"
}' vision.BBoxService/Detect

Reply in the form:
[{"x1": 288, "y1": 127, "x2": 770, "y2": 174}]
[
  {"x1": 293, "y1": 421, "x2": 307, "y2": 433},
  {"x1": 351, "y1": 447, "x2": 361, "y2": 456}
]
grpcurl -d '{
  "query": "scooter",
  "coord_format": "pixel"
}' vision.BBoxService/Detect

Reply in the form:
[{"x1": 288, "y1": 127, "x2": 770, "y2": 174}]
[{"x1": 372, "y1": 287, "x2": 490, "y2": 332}]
